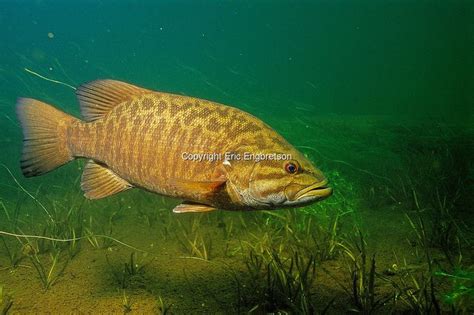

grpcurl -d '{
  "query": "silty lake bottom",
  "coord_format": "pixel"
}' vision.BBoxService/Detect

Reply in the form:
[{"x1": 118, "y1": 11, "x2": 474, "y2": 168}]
[
  {"x1": 0, "y1": 0, "x2": 473, "y2": 313},
  {"x1": 0, "y1": 114, "x2": 472, "y2": 313}
]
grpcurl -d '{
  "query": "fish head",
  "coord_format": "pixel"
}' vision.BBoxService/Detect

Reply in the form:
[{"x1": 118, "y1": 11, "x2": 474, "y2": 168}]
[{"x1": 243, "y1": 150, "x2": 332, "y2": 209}]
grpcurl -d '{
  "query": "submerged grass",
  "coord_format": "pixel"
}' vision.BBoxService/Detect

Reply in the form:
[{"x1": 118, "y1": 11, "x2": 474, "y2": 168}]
[
  {"x1": 435, "y1": 267, "x2": 474, "y2": 312},
  {"x1": 388, "y1": 198, "x2": 443, "y2": 314},
  {"x1": 85, "y1": 216, "x2": 115, "y2": 250},
  {"x1": 239, "y1": 208, "x2": 344, "y2": 265},
  {"x1": 0, "y1": 284, "x2": 13, "y2": 315},
  {"x1": 307, "y1": 213, "x2": 341, "y2": 261},
  {"x1": 0, "y1": 237, "x2": 24, "y2": 270},
  {"x1": 176, "y1": 216, "x2": 213, "y2": 260},
  {"x1": 106, "y1": 252, "x2": 153, "y2": 290},
  {"x1": 156, "y1": 295, "x2": 173, "y2": 315},
  {"x1": 121, "y1": 290, "x2": 132, "y2": 314},
  {"x1": 28, "y1": 250, "x2": 69, "y2": 290},
  {"x1": 336, "y1": 230, "x2": 392, "y2": 313},
  {"x1": 236, "y1": 248, "x2": 317, "y2": 313},
  {"x1": 388, "y1": 256, "x2": 441, "y2": 314}
]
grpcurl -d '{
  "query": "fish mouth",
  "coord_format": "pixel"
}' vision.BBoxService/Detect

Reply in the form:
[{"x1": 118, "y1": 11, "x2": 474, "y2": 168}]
[{"x1": 295, "y1": 179, "x2": 333, "y2": 201}]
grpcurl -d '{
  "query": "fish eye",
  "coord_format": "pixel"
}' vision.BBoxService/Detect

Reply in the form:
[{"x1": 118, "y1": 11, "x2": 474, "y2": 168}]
[{"x1": 285, "y1": 162, "x2": 298, "y2": 174}]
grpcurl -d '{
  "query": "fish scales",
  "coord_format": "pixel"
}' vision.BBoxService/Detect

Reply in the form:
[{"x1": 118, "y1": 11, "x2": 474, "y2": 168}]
[{"x1": 16, "y1": 80, "x2": 332, "y2": 212}]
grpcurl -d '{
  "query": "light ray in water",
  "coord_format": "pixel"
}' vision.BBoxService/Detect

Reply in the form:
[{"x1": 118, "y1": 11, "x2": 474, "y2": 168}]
[
  {"x1": 24, "y1": 67, "x2": 76, "y2": 90},
  {"x1": 0, "y1": 230, "x2": 147, "y2": 253},
  {"x1": 1, "y1": 164, "x2": 53, "y2": 221},
  {"x1": 296, "y1": 145, "x2": 392, "y2": 183},
  {"x1": 53, "y1": 58, "x2": 78, "y2": 87},
  {"x1": 3, "y1": 114, "x2": 18, "y2": 127}
]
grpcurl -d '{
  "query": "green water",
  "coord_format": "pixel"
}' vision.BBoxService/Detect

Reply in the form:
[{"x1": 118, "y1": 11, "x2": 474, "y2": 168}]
[{"x1": 0, "y1": 1, "x2": 473, "y2": 313}]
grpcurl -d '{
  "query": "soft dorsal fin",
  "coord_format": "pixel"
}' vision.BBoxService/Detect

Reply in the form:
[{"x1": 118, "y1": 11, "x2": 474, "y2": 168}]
[
  {"x1": 81, "y1": 160, "x2": 132, "y2": 199},
  {"x1": 76, "y1": 80, "x2": 150, "y2": 122}
]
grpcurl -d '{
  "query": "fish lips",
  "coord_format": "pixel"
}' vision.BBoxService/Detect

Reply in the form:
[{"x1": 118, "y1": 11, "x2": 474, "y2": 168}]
[{"x1": 294, "y1": 179, "x2": 333, "y2": 202}]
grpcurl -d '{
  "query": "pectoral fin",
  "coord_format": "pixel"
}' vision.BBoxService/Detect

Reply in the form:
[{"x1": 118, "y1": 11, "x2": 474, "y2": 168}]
[
  {"x1": 169, "y1": 176, "x2": 226, "y2": 197},
  {"x1": 81, "y1": 160, "x2": 132, "y2": 199},
  {"x1": 172, "y1": 202, "x2": 217, "y2": 213}
]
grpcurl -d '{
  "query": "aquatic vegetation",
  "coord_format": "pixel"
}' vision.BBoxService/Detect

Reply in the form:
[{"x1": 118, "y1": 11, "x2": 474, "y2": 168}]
[
  {"x1": 0, "y1": 172, "x2": 85, "y2": 261},
  {"x1": 28, "y1": 250, "x2": 69, "y2": 290},
  {"x1": 401, "y1": 127, "x2": 471, "y2": 207},
  {"x1": 436, "y1": 268, "x2": 474, "y2": 313},
  {"x1": 239, "y1": 230, "x2": 285, "y2": 257},
  {"x1": 0, "y1": 237, "x2": 24, "y2": 269},
  {"x1": 241, "y1": 209, "x2": 343, "y2": 264},
  {"x1": 179, "y1": 230, "x2": 212, "y2": 260},
  {"x1": 217, "y1": 215, "x2": 235, "y2": 240},
  {"x1": 107, "y1": 201, "x2": 127, "y2": 226},
  {"x1": 237, "y1": 248, "x2": 317, "y2": 313},
  {"x1": 66, "y1": 228, "x2": 81, "y2": 259},
  {"x1": 138, "y1": 208, "x2": 159, "y2": 228},
  {"x1": 33, "y1": 201, "x2": 85, "y2": 257},
  {"x1": 405, "y1": 191, "x2": 462, "y2": 271},
  {"x1": 176, "y1": 217, "x2": 213, "y2": 260},
  {"x1": 106, "y1": 252, "x2": 153, "y2": 289},
  {"x1": 428, "y1": 189, "x2": 465, "y2": 266},
  {"x1": 153, "y1": 208, "x2": 176, "y2": 241},
  {"x1": 85, "y1": 216, "x2": 115, "y2": 250},
  {"x1": 1, "y1": 165, "x2": 54, "y2": 221},
  {"x1": 388, "y1": 257, "x2": 441, "y2": 314},
  {"x1": 404, "y1": 188, "x2": 464, "y2": 270},
  {"x1": 137, "y1": 205, "x2": 161, "y2": 228},
  {"x1": 389, "y1": 128, "x2": 471, "y2": 256},
  {"x1": 337, "y1": 230, "x2": 392, "y2": 313},
  {"x1": 0, "y1": 285, "x2": 13, "y2": 315},
  {"x1": 0, "y1": 199, "x2": 22, "y2": 232},
  {"x1": 122, "y1": 290, "x2": 132, "y2": 314},
  {"x1": 156, "y1": 295, "x2": 173, "y2": 315},
  {"x1": 388, "y1": 210, "x2": 444, "y2": 314},
  {"x1": 306, "y1": 213, "x2": 341, "y2": 262}
]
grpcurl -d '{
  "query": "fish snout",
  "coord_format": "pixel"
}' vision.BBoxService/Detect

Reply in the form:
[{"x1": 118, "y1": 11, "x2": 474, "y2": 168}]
[{"x1": 294, "y1": 179, "x2": 333, "y2": 202}]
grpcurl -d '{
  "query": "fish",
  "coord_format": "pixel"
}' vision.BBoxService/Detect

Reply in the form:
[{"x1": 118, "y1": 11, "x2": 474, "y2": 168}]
[{"x1": 16, "y1": 80, "x2": 332, "y2": 213}]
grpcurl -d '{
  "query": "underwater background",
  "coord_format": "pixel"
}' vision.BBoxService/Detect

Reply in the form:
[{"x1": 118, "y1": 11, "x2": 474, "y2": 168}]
[{"x1": 0, "y1": 0, "x2": 473, "y2": 313}]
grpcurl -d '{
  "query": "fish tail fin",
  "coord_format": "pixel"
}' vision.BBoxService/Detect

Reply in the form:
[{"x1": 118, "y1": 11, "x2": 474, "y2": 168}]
[{"x1": 16, "y1": 98, "x2": 78, "y2": 177}]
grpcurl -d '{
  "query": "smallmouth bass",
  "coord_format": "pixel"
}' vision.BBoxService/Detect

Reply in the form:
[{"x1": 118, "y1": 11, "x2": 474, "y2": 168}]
[{"x1": 17, "y1": 80, "x2": 332, "y2": 213}]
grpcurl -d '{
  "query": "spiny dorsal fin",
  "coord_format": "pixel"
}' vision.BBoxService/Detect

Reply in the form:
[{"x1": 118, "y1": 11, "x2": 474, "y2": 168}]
[
  {"x1": 172, "y1": 202, "x2": 217, "y2": 213},
  {"x1": 76, "y1": 80, "x2": 150, "y2": 122},
  {"x1": 81, "y1": 160, "x2": 132, "y2": 199}
]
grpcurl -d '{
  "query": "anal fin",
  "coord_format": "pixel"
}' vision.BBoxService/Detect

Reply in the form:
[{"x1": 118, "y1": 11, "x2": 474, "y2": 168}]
[
  {"x1": 81, "y1": 160, "x2": 132, "y2": 199},
  {"x1": 172, "y1": 202, "x2": 217, "y2": 213}
]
